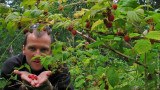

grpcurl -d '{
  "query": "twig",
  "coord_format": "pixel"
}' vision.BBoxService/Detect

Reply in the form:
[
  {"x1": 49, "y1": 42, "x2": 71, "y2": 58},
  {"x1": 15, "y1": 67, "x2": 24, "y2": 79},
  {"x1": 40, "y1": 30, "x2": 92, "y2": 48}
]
[
  {"x1": 67, "y1": 37, "x2": 72, "y2": 47},
  {"x1": 63, "y1": 1, "x2": 98, "y2": 7}
]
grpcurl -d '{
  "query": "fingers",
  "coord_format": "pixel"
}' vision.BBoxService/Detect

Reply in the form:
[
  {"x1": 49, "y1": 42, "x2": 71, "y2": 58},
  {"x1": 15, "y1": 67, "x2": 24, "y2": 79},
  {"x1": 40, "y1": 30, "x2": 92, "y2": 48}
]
[
  {"x1": 14, "y1": 70, "x2": 21, "y2": 75},
  {"x1": 46, "y1": 71, "x2": 52, "y2": 76}
]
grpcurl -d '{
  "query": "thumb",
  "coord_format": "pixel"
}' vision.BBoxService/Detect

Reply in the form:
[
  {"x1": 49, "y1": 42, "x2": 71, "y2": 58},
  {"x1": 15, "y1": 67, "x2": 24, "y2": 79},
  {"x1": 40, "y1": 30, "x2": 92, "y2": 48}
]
[
  {"x1": 14, "y1": 70, "x2": 21, "y2": 75},
  {"x1": 46, "y1": 71, "x2": 52, "y2": 76}
]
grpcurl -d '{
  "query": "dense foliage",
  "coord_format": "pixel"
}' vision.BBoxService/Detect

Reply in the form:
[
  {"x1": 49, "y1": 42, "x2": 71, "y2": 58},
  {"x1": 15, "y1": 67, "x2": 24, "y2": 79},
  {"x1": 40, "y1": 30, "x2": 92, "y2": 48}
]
[{"x1": 0, "y1": 0, "x2": 160, "y2": 89}]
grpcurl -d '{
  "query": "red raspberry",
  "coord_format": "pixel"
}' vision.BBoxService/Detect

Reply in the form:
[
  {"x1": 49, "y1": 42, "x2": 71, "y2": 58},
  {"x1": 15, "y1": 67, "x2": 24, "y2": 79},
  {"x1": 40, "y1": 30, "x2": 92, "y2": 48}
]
[
  {"x1": 112, "y1": 4, "x2": 117, "y2": 10},
  {"x1": 34, "y1": 76, "x2": 38, "y2": 80},
  {"x1": 105, "y1": 22, "x2": 113, "y2": 28},
  {"x1": 124, "y1": 35, "x2": 130, "y2": 42},
  {"x1": 31, "y1": 75, "x2": 35, "y2": 80},
  {"x1": 71, "y1": 30, "x2": 77, "y2": 35},
  {"x1": 28, "y1": 74, "x2": 32, "y2": 78},
  {"x1": 108, "y1": 14, "x2": 114, "y2": 21}
]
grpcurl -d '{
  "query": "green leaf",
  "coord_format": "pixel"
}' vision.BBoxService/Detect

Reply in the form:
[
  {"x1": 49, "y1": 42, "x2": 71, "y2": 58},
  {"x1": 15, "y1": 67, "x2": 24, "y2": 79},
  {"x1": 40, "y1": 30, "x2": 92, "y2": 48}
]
[
  {"x1": 120, "y1": 0, "x2": 139, "y2": 8},
  {"x1": 5, "y1": 12, "x2": 21, "y2": 22},
  {"x1": 86, "y1": 75, "x2": 93, "y2": 80},
  {"x1": 0, "y1": 79, "x2": 7, "y2": 88},
  {"x1": 75, "y1": 79, "x2": 85, "y2": 87},
  {"x1": 30, "y1": 9, "x2": 43, "y2": 18},
  {"x1": 24, "y1": 63, "x2": 31, "y2": 73},
  {"x1": 137, "y1": 65, "x2": 145, "y2": 74},
  {"x1": 14, "y1": 65, "x2": 24, "y2": 70},
  {"x1": 38, "y1": 1, "x2": 49, "y2": 11},
  {"x1": 96, "y1": 67, "x2": 106, "y2": 76},
  {"x1": 148, "y1": 63, "x2": 156, "y2": 74},
  {"x1": 108, "y1": 67, "x2": 119, "y2": 87},
  {"x1": 75, "y1": 75, "x2": 84, "y2": 82},
  {"x1": 129, "y1": 33, "x2": 140, "y2": 38},
  {"x1": 0, "y1": 3, "x2": 10, "y2": 13},
  {"x1": 134, "y1": 5, "x2": 153, "y2": 10},
  {"x1": 82, "y1": 11, "x2": 91, "y2": 23},
  {"x1": 134, "y1": 39, "x2": 152, "y2": 54},
  {"x1": 114, "y1": 37, "x2": 121, "y2": 40},
  {"x1": 62, "y1": 51, "x2": 71, "y2": 60},
  {"x1": 6, "y1": 22, "x2": 16, "y2": 35},
  {"x1": 91, "y1": 19, "x2": 103, "y2": 30},
  {"x1": 127, "y1": 11, "x2": 142, "y2": 22},
  {"x1": 145, "y1": 31, "x2": 160, "y2": 40},
  {"x1": 87, "y1": 41, "x2": 104, "y2": 48}
]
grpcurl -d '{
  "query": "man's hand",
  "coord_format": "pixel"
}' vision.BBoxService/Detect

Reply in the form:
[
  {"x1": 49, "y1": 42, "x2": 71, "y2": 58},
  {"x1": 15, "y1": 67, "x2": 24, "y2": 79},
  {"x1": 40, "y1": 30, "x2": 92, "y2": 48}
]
[
  {"x1": 14, "y1": 70, "x2": 52, "y2": 89},
  {"x1": 14, "y1": 70, "x2": 38, "y2": 87},
  {"x1": 35, "y1": 71, "x2": 52, "y2": 87}
]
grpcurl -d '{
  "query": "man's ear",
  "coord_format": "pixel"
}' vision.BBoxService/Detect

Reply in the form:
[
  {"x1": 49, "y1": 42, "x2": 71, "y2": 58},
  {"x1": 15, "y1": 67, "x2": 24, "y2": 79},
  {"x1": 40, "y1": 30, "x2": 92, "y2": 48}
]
[{"x1": 22, "y1": 45, "x2": 25, "y2": 55}]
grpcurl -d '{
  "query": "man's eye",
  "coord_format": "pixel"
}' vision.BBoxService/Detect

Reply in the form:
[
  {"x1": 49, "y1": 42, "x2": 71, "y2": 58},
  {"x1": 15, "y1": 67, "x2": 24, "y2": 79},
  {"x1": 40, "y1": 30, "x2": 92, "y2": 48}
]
[
  {"x1": 29, "y1": 47, "x2": 36, "y2": 51},
  {"x1": 41, "y1": 48, "x2": 48, "y2": 52}
]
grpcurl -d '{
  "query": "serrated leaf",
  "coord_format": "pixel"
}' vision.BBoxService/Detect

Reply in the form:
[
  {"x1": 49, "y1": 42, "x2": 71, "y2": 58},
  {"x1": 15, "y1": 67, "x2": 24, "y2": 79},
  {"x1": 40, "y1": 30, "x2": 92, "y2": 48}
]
[
  {"x1": 108, "y1": 69, "x2": 119, "y2": 87},
  {"x1": 83, "y1": 58, "x2": 91, "y2": 66},
  {"x1": 24, "y1": 63, "x2": 31, "y2": 73},
  {"x1": 127, "y1": 11, "x2": 142, "y2": 22},
  {"x1": 75, "y1": 75, "x2": 84, "y2": 82},
  {"x1": 0, "y1": 79, "x2": 7, "y2": 88},
  {"x1": 86, "y1": 75, "x2": 93, "y2": 80},
  {"x1": 62, "y1": 51, "x2": 71, "y2": 60},
  {"x1": 145, "y1": 31, "x2": 160, "y2": 40},
  {"x1": 5, "y1": 12, "x2": 21, "y2": 22},
  {"x1": 134, "y1": 39, "x2": 152, "y2": 54},
  {"x1": 82, "y1": 11, "x2": 91, "y2": 23},
  {"x1": 87, "y1": 41, "x2": 104, "y2": 48},
  {"x1": 14, "y1": 65, "x2": 24, "y2": 70},
  {"x1": 120, "y1": 0, "x2": 139, "y2": 8},
  {"x1": 75, "y1": 79, "x2": 85, "y2": 87},
  {"x1": 7, "y1": 22, "x2": 16, "y2": 35},
  {"x1": 100, "y1": 83, "x2": 105, "y2": 90},
  {"x1": 30, "y1": 9, "x2": 43, "y2": 18},
  {"x1": 134, "y1": 5, "x2": 153, "y2": 10},
  {"x1": 96, "y1": 67, "x2": 106, "y2": 76},
  {"x1": 137, "y1": 65, "x2": 145, "y2": 74},
  {"x1": 148, "y1": 63, "x2": 156, "y2": 74},
  {"x1": 38, "y1": 2, "x2": 49, "y2": 11},
  {"x1": 114, "y1": 37, "x2": 121, "y2": 40},
  {"x1": 129, "y1": 33, "x2": 140, "y2": 38},
  {"x1": 0, "y1": 3, "x2": 10, "y2": 13},
  {"x1": 91, "y1": 19, "x2": 103, "y2": 30}
]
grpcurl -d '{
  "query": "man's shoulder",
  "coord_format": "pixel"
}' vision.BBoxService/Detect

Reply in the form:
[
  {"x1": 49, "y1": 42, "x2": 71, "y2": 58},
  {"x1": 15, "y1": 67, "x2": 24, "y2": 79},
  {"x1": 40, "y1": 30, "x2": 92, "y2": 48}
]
[{"x1": 4, "y1": 53, "x2": 25, "y2": 65}]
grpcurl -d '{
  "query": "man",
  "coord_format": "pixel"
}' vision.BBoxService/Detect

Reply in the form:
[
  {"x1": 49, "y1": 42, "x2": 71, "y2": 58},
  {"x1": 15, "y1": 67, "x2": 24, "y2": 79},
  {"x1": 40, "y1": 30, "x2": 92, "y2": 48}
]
[{"x1": 0, "y1": 24, "x2": 74, "y2": 90}]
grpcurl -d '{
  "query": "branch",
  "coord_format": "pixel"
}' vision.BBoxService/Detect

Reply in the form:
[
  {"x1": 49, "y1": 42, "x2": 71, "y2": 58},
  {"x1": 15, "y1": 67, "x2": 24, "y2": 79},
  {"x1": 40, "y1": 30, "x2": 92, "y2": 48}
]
[
  {"x1": 63, "y1": 1, "x2": 98, "y2": 7},
  {"x1": 77, "y1": 30, "x2": 160, "y2": 75}
]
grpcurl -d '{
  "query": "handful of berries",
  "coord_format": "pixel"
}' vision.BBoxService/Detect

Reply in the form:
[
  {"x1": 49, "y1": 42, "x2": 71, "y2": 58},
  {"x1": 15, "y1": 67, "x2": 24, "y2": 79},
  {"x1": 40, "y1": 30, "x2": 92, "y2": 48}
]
[{"x1": 28, "y1": 74, "x2": 38, "y2": 80}]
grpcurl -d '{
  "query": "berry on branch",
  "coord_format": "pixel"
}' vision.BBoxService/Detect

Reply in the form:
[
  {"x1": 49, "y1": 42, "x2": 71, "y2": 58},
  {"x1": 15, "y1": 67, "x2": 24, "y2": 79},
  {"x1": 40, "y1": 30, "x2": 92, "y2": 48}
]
[
  {"x1": 112, "y1": 4, "x2": 117, "y2": 10},
  {"x1": 71, "y1": 30, "x2": 77, "y2": 35},
  {"x1": 105, "y1": 22, "x2": 113, "y2": 28},
  {"x1": 124, "y1": 35, "x2": 130, "y2": 42},
  {"x1": 86, "y1": 21, "x2": 90, "y2": 28},
  {"x1": 108, "y1": 14, "x2": 114, "y2": 21}
]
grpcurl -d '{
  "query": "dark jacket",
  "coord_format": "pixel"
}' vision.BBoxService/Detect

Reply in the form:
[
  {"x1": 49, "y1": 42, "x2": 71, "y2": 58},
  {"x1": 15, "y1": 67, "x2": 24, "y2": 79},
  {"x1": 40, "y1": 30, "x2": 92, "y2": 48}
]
[{"x1": 0, "y1": 53, "x2": 74, "y2": 90}]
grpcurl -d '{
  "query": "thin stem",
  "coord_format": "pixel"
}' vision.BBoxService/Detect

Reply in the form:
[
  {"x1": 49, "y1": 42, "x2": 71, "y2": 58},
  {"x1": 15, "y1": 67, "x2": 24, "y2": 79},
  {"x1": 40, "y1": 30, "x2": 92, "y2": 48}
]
[
  {"x1": 145, "y1": 53, "x2": 148, "y2": 90},
  {"x1": 63, "y1": 1, "x2": 97, "y2": 7},
  {"x1": 0, "y1": 30, "x2": 23, "y2": 62}
]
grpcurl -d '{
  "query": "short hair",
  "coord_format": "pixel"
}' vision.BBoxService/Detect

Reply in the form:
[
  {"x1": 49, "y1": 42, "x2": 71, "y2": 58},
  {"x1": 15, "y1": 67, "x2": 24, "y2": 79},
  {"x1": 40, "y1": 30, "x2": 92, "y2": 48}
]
[{"x1": 23, "y1": 24, "x2": 54, "y2": 47}]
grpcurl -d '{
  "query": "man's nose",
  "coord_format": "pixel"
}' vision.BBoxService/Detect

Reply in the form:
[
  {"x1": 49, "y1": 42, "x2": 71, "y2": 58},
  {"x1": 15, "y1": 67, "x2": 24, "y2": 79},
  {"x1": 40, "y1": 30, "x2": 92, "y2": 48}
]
[{"x1": 34, "y1": 49, "x2": 41, "y2": 56}]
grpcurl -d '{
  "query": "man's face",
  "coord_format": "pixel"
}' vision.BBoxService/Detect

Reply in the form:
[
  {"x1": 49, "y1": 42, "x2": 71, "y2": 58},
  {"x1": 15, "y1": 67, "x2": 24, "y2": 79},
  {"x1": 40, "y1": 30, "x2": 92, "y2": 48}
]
[{"x1": 23, "y1": 33, "x2": 52, "y2": 71}]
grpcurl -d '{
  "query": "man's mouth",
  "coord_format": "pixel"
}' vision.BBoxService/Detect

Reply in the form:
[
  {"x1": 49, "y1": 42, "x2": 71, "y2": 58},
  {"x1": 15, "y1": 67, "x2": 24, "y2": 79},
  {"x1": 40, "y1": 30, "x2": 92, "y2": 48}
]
[{"x1": 33, "y1": 60, "x2": 41, "y2": 63}]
